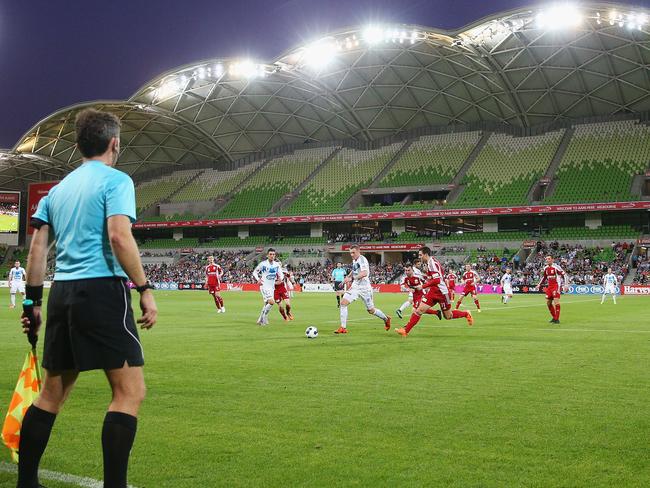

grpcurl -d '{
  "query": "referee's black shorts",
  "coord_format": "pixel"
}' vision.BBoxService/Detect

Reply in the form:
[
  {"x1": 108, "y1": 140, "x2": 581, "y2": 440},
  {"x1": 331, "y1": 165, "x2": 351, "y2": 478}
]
[
  {"x1": 334, "y1": 281, "x2": 344, "y2": 292},
  {"x1": 43, "y1": 277, "x2": 144, "y2": 372}
]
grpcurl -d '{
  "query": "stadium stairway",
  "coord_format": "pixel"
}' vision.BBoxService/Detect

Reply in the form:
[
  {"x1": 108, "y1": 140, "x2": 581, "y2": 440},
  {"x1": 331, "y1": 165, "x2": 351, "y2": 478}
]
[
  {"x1": 366, "y1": 140, "x2": 414, "y2": 189},
  {"x1": 528, "y1": 127, "x2": 575, "y2": 202},
  {"x1": 162, "y1": 170, "x2": 206, "y2": 204},
  {"x1": 270, "y1": 147, "x2": 342, "y2": 215},
  {"x1": 207, "y1": 159, "x2": 271, "y2": 215},
  {"x1": 445, "y1": 132, "x2": 491, "y2": 204}
]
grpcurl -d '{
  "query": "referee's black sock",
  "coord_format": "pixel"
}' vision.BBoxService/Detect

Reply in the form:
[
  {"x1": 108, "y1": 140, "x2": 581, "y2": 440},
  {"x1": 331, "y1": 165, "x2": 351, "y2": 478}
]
[
  {"x1": 102, "y1": 411, "x2": 137, "y2": 488},
  {"x1": 336, "y1": 295, "x2": 340, "y2": 306},
  {"x1": 17, "y1": 405, "x2": 56, "y2": 488}
]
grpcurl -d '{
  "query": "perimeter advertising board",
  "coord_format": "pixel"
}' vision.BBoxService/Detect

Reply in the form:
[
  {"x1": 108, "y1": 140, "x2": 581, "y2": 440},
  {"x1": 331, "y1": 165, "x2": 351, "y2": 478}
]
[{"x1": 26, "y1": 182, "x2": 58, "y2": 235}]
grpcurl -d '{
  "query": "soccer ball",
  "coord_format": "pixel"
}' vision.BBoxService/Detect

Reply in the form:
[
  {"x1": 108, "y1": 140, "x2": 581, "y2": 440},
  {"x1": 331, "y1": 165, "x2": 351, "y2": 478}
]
[{"x1": 305, "y1": 326, "x2": 318, "y2": 339}]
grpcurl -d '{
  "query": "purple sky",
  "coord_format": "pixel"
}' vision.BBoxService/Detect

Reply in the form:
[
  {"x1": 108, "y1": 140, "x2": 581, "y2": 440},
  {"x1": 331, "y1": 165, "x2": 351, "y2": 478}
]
[{"x1": 0, "y1": 0, "x2": 647, "y2": 148}]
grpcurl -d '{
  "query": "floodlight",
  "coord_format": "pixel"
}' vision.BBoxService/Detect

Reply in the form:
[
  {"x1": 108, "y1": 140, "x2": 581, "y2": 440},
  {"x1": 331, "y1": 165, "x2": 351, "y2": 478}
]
[
  {"x1": 537, "y1": 4, "x2": 582, "y2": 29},
  {"x1": 302, "y1": 41, "x2": 337, "y2": 70},
  {"x1": 363, "y1": 26, "x2": 384, "y2": 45},
  {"x1": 214, "y1": 64, "x2": 224, "y2": 77}
]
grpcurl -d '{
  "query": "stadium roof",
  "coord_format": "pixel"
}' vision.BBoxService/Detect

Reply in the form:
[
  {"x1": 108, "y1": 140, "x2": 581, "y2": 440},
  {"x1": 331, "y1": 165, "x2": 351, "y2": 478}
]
[{"x1": 4, "y1": 2, "x2": 650, "y2": 189}]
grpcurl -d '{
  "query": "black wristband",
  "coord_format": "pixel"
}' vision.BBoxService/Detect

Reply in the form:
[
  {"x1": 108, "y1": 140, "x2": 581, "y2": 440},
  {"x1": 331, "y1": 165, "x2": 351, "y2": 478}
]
[
  {"x1": 135, "y1": 281, "x2": 155, "y2": 293},
  {"x1": 26, "y1": 285, "x2": 43, "y2": 306}
]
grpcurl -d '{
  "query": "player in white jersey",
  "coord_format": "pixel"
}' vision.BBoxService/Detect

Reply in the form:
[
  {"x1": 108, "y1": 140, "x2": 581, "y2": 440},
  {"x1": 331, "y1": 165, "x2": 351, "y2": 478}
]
[
  {"x1": 334, "y1": 245, "x2": 391, "y2": 334},
  {"x1": 8, "y1": 260, "x2": 26, "y2": 308},
  {"x1": 396, "y1": 258, "x2": 425, "y2": 318},
  {"x1": 500, "y1": 268, "x2": 513, "y2": 304},
  {"x1": 252, "y1": 248, "x2": 284, "y2": 325},
  {"x1": 601, "y1": 267, "x2": 618, "y2": 304}
]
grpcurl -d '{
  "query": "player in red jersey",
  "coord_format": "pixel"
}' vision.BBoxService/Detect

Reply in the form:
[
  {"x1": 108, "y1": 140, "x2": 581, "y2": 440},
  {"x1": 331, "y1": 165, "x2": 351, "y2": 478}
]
[
  {"x1": 399, "y1": 265, "x2": 442, "y2": 321},
  {"x1": 446, "y1": 269, "x2": 458, "y2": 301},
  {"x1": 396, "y1": 259, "x2": 425, "y2": 319},
  {"x1": 395, "y1": 247, "x2": 473, "y2": 337},
  {"x1": 205, "y1": 255, "x2": 225, "y2": 313},
  {"x1": 535, "y1": 256, "x2": 568, "y2": 324},
  {"x1": 455, "y1": 264, "x2": 481, "y2": 312},
  {"x1": 275, "y1": 265, "x2": 295, "y2": 321}
]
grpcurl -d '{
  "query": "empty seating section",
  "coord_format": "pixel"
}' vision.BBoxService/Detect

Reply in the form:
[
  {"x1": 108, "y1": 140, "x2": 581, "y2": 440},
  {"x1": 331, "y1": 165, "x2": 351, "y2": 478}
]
[
  {"x1": 451, "y1": 130, "x2": 563, "y2": 208},
  {"x1": 135, "y1": 170, "x2": 201, "y2": 211},
  {"x1": 545, "y1": 121, "x2": 650, "y2": 203},
  {"x1": 217, "y1": 147, "x2": 333, "y2": 218},
  {"x1": 438, "y1": 231, "x2": 528, "y2": 242},
  {"x1": 170, "y1": 163, "x2": 262, "y2": 202},
  {"x1": 139, "y1": 238, "x2": 199, "y2": 249},
  {"x1": 283, "y1": 143, "x2": 403, "y2": 215},
  {"x1": 378, "y1": 132, "x2": 481, "y2": 188},
  {"x1": 542, "y1": 226, "x2": 639, "y2": 240}
]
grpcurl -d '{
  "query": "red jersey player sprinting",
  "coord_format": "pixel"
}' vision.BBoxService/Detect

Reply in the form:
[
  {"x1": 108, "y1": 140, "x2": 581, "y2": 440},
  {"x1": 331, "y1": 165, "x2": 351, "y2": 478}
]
[
  {"x1": 205, "y1": 255, "x2": 225, "y2": 313},
  {"x1": 446, "y1": 270, "x2": 458, "y2": 301},
  {"x1": 455, "y1": 264, "x2": 481, "y2": 312},
  {"x1": 399, "y1": 265, "x2": 442, "y2": 321},
  {"x1": 275, "y1": 265, "x2": 295, "y2": 321},
  {"x1": 535, "y1": 255, "x2": 568, "y2": 324},
  {"x1": 395, "y1": 247, "x2": 473, "y2": 337}
]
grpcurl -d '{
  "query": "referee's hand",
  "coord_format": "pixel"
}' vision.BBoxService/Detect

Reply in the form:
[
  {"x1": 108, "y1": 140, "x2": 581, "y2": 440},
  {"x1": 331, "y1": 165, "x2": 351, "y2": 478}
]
[
  {"x1": 138, "y1": 290, "x2": 157, "y2": 329},
  {"x1": 21, "y1": 307, "x2": 42, "y2": 336}
]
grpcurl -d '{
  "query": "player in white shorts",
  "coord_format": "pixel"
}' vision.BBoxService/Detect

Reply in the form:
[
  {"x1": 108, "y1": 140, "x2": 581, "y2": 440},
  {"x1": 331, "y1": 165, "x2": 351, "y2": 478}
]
[
  {"x1": 8, "y1": 260, "x2": 26, "y2": 308},
  {"x1": 334, "y1": 245, "x2": 390, "y2": 334},
  {"x1": 500, "y1": 268, "x2": 513, "y2": 304},
  {"x1": 396, "y1": 258, "x2": 425, "y2": 318},
  {"x1": 252, "y1": 248, "x2": 284, "y2": 325},
  {"x1": 601, "y1": 268, "x2": 618, "y2": 304}
]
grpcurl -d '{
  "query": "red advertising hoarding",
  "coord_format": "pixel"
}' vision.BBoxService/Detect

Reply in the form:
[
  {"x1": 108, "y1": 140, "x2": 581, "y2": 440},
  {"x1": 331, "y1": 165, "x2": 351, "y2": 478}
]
[
  {"x1": 621, "y1": 285, "x2": 650, "y2": 295},
  {"x1": 26, "y1": 181, "x2": 58, "y2": 235},
  {"x1": 133, "y1": 201, "x2": 650, "y2": 229},
  {"x1": 341, "y1": 243, "x2": 423, "y2": 251}
]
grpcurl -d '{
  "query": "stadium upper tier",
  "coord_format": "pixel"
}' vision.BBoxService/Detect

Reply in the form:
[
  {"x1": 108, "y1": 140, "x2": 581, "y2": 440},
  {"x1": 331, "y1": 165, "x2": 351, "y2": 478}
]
[
  {"x1": 546, "y1": 120, "x2": 650, "y2": 203},
  {"x1": 450, "y1": 130, "x2": 564, "y2": 208},
  {"x1": 5, "y1": 2, "x2": 650, "y2": 190}
]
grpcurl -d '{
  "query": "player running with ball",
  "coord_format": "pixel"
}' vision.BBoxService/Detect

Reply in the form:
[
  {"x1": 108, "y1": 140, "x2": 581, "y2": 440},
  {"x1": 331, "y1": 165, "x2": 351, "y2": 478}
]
[
  {"x1": 253, "y1": 249, "x2": 283, "y2": 326},
  {"x1": 334, "y1": 245, "x2": 391, "y2": 334},
  {"x1": 205, "y1": 255, "x2": 225, "y2": 313},
  {"x1": 396, "y1": 247, "x2": 473, "y2": 337},
  {"x1": 535, "y1": 255, "x2": 568, "y2": 324}
]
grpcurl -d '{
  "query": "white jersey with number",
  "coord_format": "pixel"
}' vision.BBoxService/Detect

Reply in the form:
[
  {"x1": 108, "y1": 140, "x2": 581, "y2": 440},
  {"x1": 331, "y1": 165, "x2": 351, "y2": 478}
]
[
  {"x1": 603, "y1": 273, "x2": 617, "y2": 293},
  {"x1": 9, "y1": 267, "x2": 26, "y2": 294},
  {"x1": 350, "y1": 254, "x2": 371, "y2": 289},
  {"x1": 253, "y1": 259, "x2": 284, "y2": 300},
  {"x1": 500, "y1": 273, "x2": 513, "y2": 294}
]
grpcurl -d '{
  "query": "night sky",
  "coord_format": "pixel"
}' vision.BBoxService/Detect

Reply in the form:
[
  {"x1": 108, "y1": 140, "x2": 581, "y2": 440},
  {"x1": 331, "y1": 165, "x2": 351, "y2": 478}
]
[{"x1": 0, "y1": 0, "x2": 647, "y2": 148}]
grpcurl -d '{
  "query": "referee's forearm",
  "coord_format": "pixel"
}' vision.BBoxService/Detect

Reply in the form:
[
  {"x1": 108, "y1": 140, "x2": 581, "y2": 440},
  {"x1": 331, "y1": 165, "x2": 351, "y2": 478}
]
[
  {"x1": 111, "y1": 233, "x2": 147, "y2": 286},
  {"x1": 26, "y1": 225, "x2": 49, "y2": 286}
]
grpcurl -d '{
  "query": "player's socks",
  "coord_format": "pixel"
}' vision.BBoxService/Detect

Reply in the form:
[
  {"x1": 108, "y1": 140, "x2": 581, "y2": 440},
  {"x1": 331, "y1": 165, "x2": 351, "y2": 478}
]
[
  {"x1": 455, "y1": 301, "x2": 461, "y2": 310},
  {"x1": 404, "y1": 312, "x2": 422, "y2": 334},
  {"x1": 398, "y1": 301, "x2": 410, "y2": 312},
  {"x1": 555, "y1": 304, "x2": 561, "y2": 320},
  {"x1": 278, "y1": 307, "x2": 287, "y2": 320},
  {"x1": 10, "y1": 293, "x2": 15, "y2": 307},
  {"x1": 102, "y1": 411, "x2": 137, "y2": 488},
  {"x1": 547, "y1": 302, "x2": 555, "y2": 319},
  {"x1": 613, "y1": 295, "x2": 617, "y2": 304},
  {"x1": 17, "y1": 405, "x2": 56, "y2": 488},
  {"x1": 340, "y1": 305, "x2": 348, "y2": 328},
  {"x1": 451, "y1": 309, "x2": 468, "y2": 319},
  {"x1": 601, "y1": 294, "x2": 605, "y2": 304},
  {"x1": 373, "y1": 309, "x2": 387, "y2": 321},
  {"x1": 425, "y1": 309, "x2": 442, "y2": 320},
  {"x1": 286, "y1": 304, "x2": 292, "y2": 319},
  {"x1": 474, "y1": 299, "x2": 480, "y2": 310},
  {"x1": 336, "y1": 295, "x2": 340, "y2": 307},
  {"x1": 213, "y1": 296, "x2": 221, "y2": 310},
  {"x1": 218, "y1": 296, "x2": 224, "y2": 308}
]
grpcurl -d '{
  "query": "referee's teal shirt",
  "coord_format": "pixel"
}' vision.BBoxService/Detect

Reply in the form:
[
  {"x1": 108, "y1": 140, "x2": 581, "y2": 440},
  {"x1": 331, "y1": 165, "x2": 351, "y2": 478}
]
[
  {"x1": 332, "y1": 268, "x2": 347, "y2": 281},
  {"x1": 32, "y1": 160, "x2": 137, "y2": 281}
]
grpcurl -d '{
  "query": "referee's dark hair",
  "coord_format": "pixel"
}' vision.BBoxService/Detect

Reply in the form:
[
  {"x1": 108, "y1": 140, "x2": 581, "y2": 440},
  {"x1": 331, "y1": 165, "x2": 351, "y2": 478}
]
[{"x1": 75, "y1": 109, "x2": 121, "y2": 158}]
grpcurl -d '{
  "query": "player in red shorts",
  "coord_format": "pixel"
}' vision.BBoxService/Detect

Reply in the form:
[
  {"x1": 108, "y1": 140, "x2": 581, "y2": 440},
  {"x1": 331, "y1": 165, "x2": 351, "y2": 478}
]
[
  {"x1": 446, "y1": 269, "x2": 458, "y2": 301},
  {"x1": 455, "y1": 264, "x2": 481, "y2": 312},
  {"x1": 399, "y1": 264, "x2": 442, "y2": 321},
  {"x1": 275, "y1": 265, "x2": 295, "y2": 320},
  {"x1": 535, "y1": 255, "x2": 568, "y2": 324},
  {"x1": 395, "y1": 247, "x2": 473, "y2": 337},
  {"x1": 205, "y1": 255, "x2": 225, "y2": 313}
]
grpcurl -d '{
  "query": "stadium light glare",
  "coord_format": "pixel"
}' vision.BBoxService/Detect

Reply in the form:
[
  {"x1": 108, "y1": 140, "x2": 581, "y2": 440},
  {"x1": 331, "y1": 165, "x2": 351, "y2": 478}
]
[
  {"x1": 537, "y1": 5, "x2": 582, "y2": 30},
  {"x1": 214, "y1": 64, "x2": 224, "y2": 77},
  {"x1": 302, "y1": 41, "x2": 337, "y2": 70},
  {"x1": 198, "y1": 67, "x2": 206, "y2": 79}
]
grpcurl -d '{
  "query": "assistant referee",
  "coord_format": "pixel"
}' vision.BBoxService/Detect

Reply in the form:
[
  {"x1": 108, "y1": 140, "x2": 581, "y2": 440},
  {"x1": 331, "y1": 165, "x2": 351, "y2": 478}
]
[{"x1": 18, "y1": 109, "x2": 157, "y2": 488}]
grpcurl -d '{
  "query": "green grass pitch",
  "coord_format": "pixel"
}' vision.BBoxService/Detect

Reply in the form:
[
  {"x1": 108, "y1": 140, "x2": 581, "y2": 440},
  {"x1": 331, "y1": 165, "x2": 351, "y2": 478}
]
[
  {"x1": 0, "y1": 215, "x2": 17, "y2": 233},
  {"x1": 1, "y1": 291, "x2": 649, "y2": 487}
]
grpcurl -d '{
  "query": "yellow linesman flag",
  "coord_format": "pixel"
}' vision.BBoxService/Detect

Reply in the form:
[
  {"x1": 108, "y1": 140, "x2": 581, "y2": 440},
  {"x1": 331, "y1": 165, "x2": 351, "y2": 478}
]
[{"x1": 1, "y1": 350, "x2": 42, "y2": 463}]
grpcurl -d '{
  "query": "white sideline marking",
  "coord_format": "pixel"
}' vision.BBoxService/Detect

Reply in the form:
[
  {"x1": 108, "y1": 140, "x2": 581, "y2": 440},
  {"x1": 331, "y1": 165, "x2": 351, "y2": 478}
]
[{"x1": 0, "y1": 461, "x2": 139, "y2": 488}]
